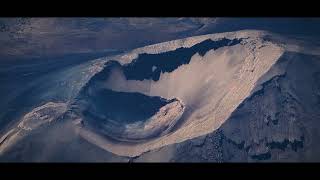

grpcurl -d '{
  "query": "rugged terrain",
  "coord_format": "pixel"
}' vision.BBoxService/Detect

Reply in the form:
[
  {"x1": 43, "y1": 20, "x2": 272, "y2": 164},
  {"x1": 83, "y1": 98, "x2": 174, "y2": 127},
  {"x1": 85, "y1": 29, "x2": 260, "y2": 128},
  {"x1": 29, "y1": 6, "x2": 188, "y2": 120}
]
[{"x1": 0, "y1": 30, "x2": 320, "y2": 162}]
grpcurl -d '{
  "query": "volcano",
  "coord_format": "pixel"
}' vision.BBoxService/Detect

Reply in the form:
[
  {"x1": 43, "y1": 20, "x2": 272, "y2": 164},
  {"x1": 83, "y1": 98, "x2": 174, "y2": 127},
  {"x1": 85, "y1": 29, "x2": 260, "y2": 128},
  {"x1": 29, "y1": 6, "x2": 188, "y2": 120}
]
[{"x1": 1, "y1": 30, "x2": 320, "y2": 162}]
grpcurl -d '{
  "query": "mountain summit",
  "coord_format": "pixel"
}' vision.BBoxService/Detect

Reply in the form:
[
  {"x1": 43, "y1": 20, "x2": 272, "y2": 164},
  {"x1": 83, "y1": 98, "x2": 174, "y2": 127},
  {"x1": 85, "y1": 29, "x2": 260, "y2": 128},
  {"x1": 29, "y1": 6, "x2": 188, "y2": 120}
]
[{"x1": 1, "y1": 30, "x2": 320, "y2": 162}]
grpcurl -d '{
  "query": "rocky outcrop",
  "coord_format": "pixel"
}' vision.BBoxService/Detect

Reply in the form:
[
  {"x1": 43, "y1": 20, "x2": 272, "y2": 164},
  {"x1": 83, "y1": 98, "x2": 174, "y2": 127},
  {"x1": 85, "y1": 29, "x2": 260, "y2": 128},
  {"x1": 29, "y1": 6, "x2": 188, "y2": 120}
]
[{"x1": 0, "y1": 102, "x2": 67, "y2": 155}]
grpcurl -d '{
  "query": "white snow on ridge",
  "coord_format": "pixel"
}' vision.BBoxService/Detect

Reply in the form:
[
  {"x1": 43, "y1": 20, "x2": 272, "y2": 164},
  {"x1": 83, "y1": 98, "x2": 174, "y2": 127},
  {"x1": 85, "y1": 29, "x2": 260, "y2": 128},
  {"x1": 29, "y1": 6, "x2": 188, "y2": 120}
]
[
  {"x1": 18, "y1": 102, "x2": 67, "y2": 131},
  {"x1": 113, "y1": 29, "x2": 320, "y2": 66},
  {"x1": 114, "y1": 30, "x2": 269, "y2": 65}
]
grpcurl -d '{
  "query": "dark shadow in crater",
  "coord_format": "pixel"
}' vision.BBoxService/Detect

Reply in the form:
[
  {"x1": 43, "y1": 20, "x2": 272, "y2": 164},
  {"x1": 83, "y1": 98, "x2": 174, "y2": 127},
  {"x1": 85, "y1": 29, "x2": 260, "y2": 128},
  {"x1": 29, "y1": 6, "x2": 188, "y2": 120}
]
[
  {"x1": 73, "y1": 85, "x2": 179, "y2": 142},
  {"x1": 78, "y1": 60, "x2": 122, "y2": 95},
  {"x1": 74, "y1": 60, "x2": 175, "y2": 132},
  {"x1": 123, "y1": 38, "x2": 243, "y2": 81},
  {"x1": 83, "y1": 89, "x2": 174, "y2": 125}
]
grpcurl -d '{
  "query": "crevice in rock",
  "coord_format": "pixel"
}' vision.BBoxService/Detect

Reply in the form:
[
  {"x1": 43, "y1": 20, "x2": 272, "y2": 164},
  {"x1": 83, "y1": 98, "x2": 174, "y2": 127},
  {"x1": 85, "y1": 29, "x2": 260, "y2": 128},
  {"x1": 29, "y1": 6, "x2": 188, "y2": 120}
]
[
  {"x1": 266, "y1": 136, "x2": 304, "y2": 152},
  {"x1": 250, "y1": 151, "x2": 271, "y2": 160}
]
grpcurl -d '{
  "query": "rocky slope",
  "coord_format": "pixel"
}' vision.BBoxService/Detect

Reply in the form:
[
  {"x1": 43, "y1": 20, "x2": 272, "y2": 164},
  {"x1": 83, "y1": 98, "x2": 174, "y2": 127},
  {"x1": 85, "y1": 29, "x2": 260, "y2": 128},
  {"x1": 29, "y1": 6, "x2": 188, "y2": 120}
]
[{"x1": 133, "y1": 51, "x2": 320, "y2": 162}]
